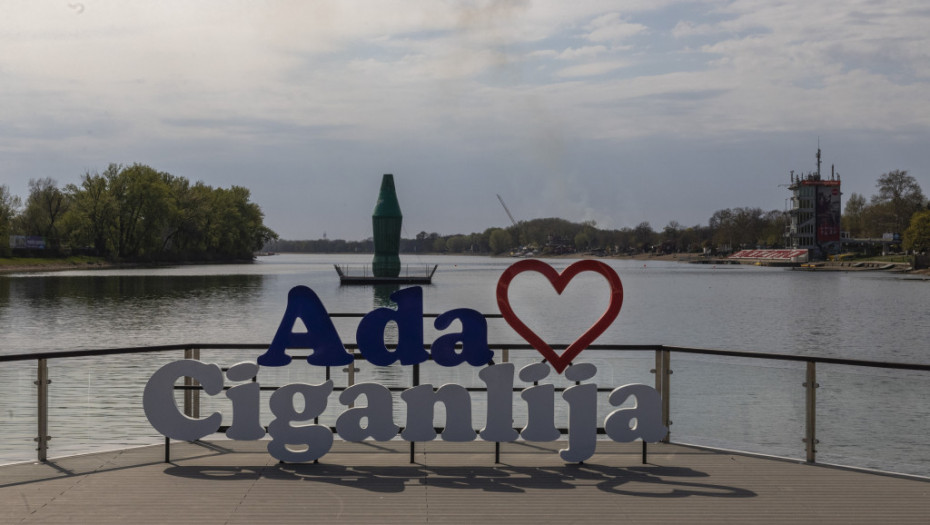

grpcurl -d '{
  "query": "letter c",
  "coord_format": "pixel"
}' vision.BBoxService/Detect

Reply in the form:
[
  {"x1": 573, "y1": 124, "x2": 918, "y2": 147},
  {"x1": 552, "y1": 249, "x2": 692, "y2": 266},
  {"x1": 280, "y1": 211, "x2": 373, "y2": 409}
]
[{"x1": 143, "y1": 359, "x2": 223, "y2": 441}]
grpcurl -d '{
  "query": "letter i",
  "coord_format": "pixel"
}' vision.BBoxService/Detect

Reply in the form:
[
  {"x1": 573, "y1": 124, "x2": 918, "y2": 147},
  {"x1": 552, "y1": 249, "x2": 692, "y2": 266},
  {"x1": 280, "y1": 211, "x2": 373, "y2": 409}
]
[
  {"x1": 225, "y1": 362, "x2": 266, "y2": 440},
  {"x1": 519, "y1": 363, "x2": 560, "y2": 441},
  {"x1": 560, "y1": 363, "x2": 598, "y2": 463}
]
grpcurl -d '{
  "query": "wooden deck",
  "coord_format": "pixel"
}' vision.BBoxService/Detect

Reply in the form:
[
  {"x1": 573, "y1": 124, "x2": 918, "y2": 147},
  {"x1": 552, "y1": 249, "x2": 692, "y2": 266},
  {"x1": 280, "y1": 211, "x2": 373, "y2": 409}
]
[{"x1": 3, "y1": 440, "x2": 929, "y2": 524}]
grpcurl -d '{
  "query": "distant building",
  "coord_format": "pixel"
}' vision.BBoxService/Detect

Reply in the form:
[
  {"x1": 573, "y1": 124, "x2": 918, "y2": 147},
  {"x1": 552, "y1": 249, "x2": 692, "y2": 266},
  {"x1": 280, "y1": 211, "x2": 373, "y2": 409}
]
[{"x1": 786, "y1": 148, "x2": 842, "y2": 258}]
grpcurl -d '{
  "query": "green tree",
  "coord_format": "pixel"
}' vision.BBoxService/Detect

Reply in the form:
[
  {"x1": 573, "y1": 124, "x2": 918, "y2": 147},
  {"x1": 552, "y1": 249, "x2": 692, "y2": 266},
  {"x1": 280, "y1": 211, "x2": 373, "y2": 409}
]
[
  {"x1": 64, "y1": 168, "x2": 117, "y2": 255},
  {"x1": 0, "y1": 185, "x2": 22, "y2": 256},
  {"x1": 106, "y1": 164, "x2": 171, "y2": 259},
  {"x1": 205, "y1": 185, "x2": 276, "y2": 259},
  {"x1": 903, "y1": 210, "x2": 930, "y2": 253},
  {"x1": 842, "y1": 192, "x2": 867, "y2": 238},
  {"x1": 160, "y1": 175, "x2": 212, "y2": 258},
  {"x1": 19, "y1": 178, "x2": 70, "y2": 250},
  {"x1": 445, "y1": 235, "x2": 468, "y2": 253},
  {"x1": 488, "y1": 228, "x2": 513, "y2": 254},
  {"x1": 632, "y1": 221, "x2": 655, "y2": 252},
  {"x1": 661, "y1": 221, "x2": 682, "y2": 252}
]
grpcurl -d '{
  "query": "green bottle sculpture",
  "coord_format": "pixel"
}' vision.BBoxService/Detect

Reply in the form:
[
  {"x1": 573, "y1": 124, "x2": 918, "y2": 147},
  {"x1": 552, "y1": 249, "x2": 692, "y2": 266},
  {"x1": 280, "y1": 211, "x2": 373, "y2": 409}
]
[{"x1": 372, "y1": 174, "x2": 402, "y2": 277}]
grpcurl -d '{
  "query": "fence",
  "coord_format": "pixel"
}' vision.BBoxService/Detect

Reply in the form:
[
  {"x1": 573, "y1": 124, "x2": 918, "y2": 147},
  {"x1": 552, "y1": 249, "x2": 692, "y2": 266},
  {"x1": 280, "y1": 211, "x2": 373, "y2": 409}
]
[{"x1": 2, "y1": 323, "x2": 929, "y2": 475}]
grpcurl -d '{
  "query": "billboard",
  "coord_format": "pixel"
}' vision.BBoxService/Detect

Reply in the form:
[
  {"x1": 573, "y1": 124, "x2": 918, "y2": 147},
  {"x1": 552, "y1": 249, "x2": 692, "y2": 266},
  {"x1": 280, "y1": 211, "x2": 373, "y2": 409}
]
[
  {"x1": 10, "y1": 235, "x2": 46, "y2": 249},
  {"x1": 815, "y1": 182, "x2": 841, "y2": 243}
]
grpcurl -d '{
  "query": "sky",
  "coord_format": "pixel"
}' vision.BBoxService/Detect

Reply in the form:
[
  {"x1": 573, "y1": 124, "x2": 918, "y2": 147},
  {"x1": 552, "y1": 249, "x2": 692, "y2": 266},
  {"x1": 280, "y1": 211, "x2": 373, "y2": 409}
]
[{"x1": 2, "y1": 1, "x2": 930, "y2": 240}]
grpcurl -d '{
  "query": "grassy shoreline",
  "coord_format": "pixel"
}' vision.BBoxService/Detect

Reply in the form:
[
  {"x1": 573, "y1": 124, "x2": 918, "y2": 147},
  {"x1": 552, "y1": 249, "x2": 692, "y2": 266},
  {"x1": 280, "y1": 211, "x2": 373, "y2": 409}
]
[
  {"x1": 0, "y1": 256, "x2": 114, "y2": 273},
  {"x1": 0, "y1": 256, "x2": 254, "y2": 274}
]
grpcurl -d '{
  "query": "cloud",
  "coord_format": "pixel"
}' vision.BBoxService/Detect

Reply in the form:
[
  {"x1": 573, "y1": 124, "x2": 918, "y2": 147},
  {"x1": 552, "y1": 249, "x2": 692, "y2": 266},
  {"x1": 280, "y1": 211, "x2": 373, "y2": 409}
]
[
  {"x1": 672, "y1": 20, "x2": 718, "y2": 38},
  {"x1": 584, "y1": 12, "x2": 648, "y2": 43},
  {"x1": 3, "y1": 2, "x2": 930, "y2": 239},
  {"x1": 556, "y1": 45, "x2": 608, "y2": 60},
  {"x1": 555, "y1": 61, "x2": 630, "y2": 78}
]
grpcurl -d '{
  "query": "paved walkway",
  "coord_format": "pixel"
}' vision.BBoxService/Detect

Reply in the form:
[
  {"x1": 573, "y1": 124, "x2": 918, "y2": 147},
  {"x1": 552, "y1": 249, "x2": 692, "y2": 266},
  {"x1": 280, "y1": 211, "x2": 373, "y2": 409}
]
[{"x1": 3, "y1": 441, "x2": 930, "y2": 524}]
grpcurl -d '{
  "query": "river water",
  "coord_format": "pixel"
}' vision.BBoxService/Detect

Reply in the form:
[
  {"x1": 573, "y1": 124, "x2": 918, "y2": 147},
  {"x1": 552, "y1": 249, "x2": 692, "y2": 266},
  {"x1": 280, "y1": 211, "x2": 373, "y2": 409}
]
[{"x1": 1, "y1": 254, "x2": 928, "y2": 475}]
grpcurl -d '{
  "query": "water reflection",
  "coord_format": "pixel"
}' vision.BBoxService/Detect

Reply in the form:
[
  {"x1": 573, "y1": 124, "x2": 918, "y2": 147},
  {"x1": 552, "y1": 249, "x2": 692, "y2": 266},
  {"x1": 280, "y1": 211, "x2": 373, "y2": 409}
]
[
  {"x1": 369, "y1": 284, "x2": 402, "y2": 386},
  {"x1": 3, "y1": 273, "x2": 264, "y2": 306},
  {"x1": 372, "y1": 284, "x2": 400, "y2": 307},
  {"x1": 0, "y1": 274, "x2": 265, "y2": 352}
]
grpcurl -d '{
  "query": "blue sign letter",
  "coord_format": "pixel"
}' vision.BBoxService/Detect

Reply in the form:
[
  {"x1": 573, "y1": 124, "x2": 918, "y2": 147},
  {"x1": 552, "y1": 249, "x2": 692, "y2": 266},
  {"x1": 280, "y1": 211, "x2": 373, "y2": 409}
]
[
  {"x1": 432, "y1": 309, "x2": 493, "y2": 366},
  {"x1": 257, "y1": 286, "x2": 353, "y2": 367},
  {"x1": 356, "y1": 286, "x2": 428, "y2": 366}
]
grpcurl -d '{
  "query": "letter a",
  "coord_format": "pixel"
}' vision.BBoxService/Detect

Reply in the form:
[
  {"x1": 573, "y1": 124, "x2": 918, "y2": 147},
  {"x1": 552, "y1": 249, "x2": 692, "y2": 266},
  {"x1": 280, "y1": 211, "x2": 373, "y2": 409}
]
[
  {"x1": 604, "y1": 384, "x2": 668, "y2": 443},
  {"x1": 357, "y1": 286, "x2": 428, "y2": 366},
  {"x1": 432, "y1": 309, "x2": 493, "y2": 367},
  {"x1": 257, "y1": 286, "x2": 352, "y2": 367}
]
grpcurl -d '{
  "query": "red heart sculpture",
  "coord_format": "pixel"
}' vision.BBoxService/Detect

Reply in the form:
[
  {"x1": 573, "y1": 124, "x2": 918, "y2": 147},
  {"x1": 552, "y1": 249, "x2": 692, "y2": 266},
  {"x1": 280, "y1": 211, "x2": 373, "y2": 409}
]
[{"x1": 496, "y1": 259, "x2": 623, "y2": 374}]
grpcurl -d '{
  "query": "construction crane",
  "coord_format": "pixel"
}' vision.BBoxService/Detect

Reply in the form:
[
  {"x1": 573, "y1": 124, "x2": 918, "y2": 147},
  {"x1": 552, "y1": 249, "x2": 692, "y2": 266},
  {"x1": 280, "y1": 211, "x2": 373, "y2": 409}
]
[{"x1": 496, "y1": 194, "x2": 518, "y2": 227}]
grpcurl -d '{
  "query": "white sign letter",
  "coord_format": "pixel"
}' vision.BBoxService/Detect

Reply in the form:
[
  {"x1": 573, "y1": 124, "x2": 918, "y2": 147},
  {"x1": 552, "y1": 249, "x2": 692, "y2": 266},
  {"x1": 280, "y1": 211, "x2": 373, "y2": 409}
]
[{"x1": 143, "y1": 360, "x2": 223, "y2": 441}]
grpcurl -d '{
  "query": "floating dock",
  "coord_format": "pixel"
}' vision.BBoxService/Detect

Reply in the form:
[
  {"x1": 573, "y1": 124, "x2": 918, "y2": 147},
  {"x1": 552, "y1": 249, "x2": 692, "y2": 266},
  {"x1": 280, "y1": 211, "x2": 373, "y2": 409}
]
[{"x1": 335, "y1": 263, "x2": 437, "y2": 285}]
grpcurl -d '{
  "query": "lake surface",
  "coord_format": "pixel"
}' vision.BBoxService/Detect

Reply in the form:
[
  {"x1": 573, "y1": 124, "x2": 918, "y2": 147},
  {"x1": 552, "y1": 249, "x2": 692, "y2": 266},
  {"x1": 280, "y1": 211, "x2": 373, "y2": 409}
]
[{"x1": 1, "y1": 254, "x2": 928, "y2": 475}]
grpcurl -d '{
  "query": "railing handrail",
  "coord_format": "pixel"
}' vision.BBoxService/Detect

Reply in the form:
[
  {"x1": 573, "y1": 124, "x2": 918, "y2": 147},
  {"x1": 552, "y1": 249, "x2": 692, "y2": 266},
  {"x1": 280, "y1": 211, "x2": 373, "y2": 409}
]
[
  {"x1": 3, "y1": 341, "x2": 930, "y2": 372},
  {"x1": 3, "y1": 320, "x2": 930, "y2": 373},
  {"x1": 6, "y1": 327, "x2": 930, "y2": 471}
]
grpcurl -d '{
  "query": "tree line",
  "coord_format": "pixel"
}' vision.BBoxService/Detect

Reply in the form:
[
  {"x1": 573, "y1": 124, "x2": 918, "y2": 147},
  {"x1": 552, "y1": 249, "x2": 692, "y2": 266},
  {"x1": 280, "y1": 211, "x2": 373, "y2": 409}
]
[
  {"x1": 270, "y1": 169, "x2": 929, "y2": 257},
  {"x1": 842, "y1": 170, "x2": 929, "y2": 252},
  {"x1": 0, "y1": 163, "x2": 278, "y2": 261},
  {"x1": 271, "y1": 211, "x2": 787, "y2": 257}
]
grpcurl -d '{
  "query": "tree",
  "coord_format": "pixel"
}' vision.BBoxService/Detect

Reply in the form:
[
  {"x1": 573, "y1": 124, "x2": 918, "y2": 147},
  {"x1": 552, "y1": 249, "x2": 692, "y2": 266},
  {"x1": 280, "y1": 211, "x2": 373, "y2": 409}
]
[
  {"x1": 415, "y1": 231, "x2": 430, "y2": 253},
  {"x1": 709, "y1": 209, "x2": 735, "y2": 251},
  {"x1": 64, "y1": 168, "x2": 118, "y2": 255},
  {"x1": 632, "y1": 222, "x2": 655, "y2": 252},
  {"x1": 660, "y1": 221, "x2": 683, "y2": 252},
  {"x1": 758, "y1": 210, "x2": 787, "y2": 248},
  {"x1": 843, "y1": 192, "x2": 867, "y2": 238},
  {"x1": 19, "y1": 178, "x2": 70, "y2": 250},
  {"x1": 445, "y1": 235, "x2": 468, "y2": 253},
  {"x1": 0, "y1": 185, "x2": 22, "y2": 256},
  {"x1": 159, "y1": 175, "x2": 212, "y2": 257},
  {"x1": 205, "y1": 185, "x2": 276, "y2": 259},
  {"x1": 871, "y1": 170, "x2": 925, "y2": 234},
  {"x1": 105, "y1": 164, "x2": 172, "y2": 259},
  {"x1": 903, "y1": 210, "x2": 930, "y2": 253},
  {"x1": 488, "y1": 228, "x2": 513, "y2": 254}
]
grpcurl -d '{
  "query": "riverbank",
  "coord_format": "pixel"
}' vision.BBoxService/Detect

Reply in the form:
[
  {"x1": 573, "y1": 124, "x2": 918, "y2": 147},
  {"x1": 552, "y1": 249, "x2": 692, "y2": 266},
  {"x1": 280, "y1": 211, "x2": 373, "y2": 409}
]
[
  {"x1": 4, "y1": 252, "x2": 927, "y2": 276},
  {"x1": 0, "y1": 256, "x2": 114, "y2": 274},
  {"x1": 0, "y1": 256, "x2": 256, "y2": 274}
]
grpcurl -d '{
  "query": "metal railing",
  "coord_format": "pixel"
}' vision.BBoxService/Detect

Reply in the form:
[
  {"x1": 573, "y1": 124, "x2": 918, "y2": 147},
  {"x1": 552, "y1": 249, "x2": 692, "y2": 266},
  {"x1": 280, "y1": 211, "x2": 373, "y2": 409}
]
[{"x1": 3, "y1": 318, "x2": 930, "y2": 469}]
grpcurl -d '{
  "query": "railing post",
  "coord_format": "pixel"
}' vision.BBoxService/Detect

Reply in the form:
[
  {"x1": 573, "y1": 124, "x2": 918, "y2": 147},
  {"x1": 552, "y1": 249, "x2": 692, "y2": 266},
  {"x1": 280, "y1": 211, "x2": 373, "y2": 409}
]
[
  {"x1": 804, "y1": 361, "x2": 818, "y2": 463},
  {"x1": 183, "y1": 347, "x2": 201, "y2": 419},
  {"x1": 495, "y1": 347, "x2": 508, "y2": 464},
  {"x1": 35, "y1": 358, "x2": 50, "y2": 462},
  {"x1": 346, "y1": 359, "x2": 357, "y2": 387},
  {"x1": 653, "y1": 349, "x2": 671, "y2": 443},
  {"x1": 343, "y1": 354, "x2": 359, "y2": 408},
  {"x1": 410, "y1": 362, "x2": 420, "y2": 464}
]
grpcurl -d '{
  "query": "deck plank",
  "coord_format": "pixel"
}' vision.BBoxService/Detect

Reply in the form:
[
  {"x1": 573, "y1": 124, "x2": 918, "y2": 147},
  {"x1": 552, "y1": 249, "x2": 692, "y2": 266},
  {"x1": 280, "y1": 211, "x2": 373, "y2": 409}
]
[{"x1": 3, "y1": 441, "x2": 929, "y2": 524}]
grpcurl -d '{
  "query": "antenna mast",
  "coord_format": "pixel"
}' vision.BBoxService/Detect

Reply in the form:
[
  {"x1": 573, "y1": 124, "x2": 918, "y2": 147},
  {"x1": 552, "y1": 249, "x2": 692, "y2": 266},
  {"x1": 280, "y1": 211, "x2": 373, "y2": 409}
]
[{"x1": 816, "y1": 139, "x2": 822, "y2": 179}]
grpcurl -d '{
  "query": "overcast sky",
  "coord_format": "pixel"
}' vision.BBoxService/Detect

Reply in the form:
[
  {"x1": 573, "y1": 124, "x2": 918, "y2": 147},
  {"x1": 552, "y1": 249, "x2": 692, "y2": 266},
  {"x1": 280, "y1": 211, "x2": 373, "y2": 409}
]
[{"x1": 2, "y1": 1, "x2": 929, "y2": 240}]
